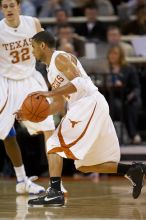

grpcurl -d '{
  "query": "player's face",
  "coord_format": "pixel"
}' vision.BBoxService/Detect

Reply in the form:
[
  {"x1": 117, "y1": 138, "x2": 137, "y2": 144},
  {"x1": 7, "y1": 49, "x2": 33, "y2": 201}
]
[
  {"x1": 1, "y1": 0, "x2": 20, "y2": 21},
  {"x1": 32, "y1": 40, "x2": 45, "y2": 62}
]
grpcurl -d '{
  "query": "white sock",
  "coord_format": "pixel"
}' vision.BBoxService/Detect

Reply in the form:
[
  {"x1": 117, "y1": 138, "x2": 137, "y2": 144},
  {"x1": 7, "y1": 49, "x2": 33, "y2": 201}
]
[{"x1": 14, "y1": 165, "x2": 26, "y2": 182}]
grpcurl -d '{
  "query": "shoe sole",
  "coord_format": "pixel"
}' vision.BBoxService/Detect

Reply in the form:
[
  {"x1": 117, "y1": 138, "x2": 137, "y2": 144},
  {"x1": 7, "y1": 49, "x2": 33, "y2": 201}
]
[
  {"x1": 133, "y1": 173, "x2": 145, "y2": 199},
  {"x1": 16, "y1": 190, "x2": 45, "y2": 195},
  {"x1": 29, "y1": 191, "x2": 45, "y2": 195},
  {"x1": 28, "y1": 203, "x2": 65, "y2": 207}
]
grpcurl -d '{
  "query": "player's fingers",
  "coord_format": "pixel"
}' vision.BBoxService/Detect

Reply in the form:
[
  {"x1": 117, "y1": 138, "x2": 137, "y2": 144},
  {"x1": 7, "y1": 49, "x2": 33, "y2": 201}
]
[
  {"x1": 15, "y1": 114, "x2": 21, "y2": 121},
  {"x1": 14, "y1": 112, "x2": 21, "y2": 121},
  {"x1": 14, "y1": 110, "x2": 25, "y2": 121}
]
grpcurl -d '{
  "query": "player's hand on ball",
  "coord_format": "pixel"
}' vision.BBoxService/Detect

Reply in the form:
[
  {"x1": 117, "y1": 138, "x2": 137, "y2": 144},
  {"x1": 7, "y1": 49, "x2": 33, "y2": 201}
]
[{"x1": 14, "y1": 109, "x2": 27, "y2": 121}]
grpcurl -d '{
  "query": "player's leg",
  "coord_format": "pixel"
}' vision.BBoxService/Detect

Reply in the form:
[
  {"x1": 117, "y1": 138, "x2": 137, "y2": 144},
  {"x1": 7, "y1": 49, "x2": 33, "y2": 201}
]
[
  {"x1": 26, "y1": 127, "x2": 65, "y2": 207},
  {"x1": 3, "y1": 127, "x2": 45, "y2": 194},
  {"x1": 28, "y1": 152, "x2": 65, "y2": 207},
  {"x1": 4, "y1": 128, "x2": 23, "y2": 167},
  {"x1": 43, "y1": 131, "x2": 63, "y2": 191},
  {"x1": 43, "y1": 131, "x2": 67, "y2": 201},
  {"x1": 78, "y1": 161, "x2": 146, "y2": 199}
]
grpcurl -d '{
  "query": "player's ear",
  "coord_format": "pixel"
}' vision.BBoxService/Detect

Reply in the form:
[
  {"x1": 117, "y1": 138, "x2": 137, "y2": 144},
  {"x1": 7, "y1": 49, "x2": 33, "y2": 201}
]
[{"x1": 41, "y1": 42, "x2": 46, "y2": 49}]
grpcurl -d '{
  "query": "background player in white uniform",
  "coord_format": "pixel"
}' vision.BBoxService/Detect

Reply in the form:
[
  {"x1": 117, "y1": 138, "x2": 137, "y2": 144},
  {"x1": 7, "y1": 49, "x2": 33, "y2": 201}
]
[
  {"x1": 25, "y1": 31, "x2": 146, "y2": 206},
  {"x1": 0, "y1": 0, "x2": 65, "y2": 195}
]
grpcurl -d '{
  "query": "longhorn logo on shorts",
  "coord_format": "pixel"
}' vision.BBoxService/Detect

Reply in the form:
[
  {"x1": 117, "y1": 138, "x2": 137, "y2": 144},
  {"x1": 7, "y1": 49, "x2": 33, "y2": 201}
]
[
  {"x1": 69, "y1": 119, "x2": 81, "y2": 128},
  {"x1": 48, "y1": 103, "x2": 97, "y2": 160}
]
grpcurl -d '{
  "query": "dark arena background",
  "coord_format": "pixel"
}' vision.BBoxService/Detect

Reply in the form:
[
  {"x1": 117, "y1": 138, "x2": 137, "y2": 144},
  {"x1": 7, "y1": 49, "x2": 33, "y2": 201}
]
[{"x1": 0, "y1": 0, "x2": 146, "y2": 219}]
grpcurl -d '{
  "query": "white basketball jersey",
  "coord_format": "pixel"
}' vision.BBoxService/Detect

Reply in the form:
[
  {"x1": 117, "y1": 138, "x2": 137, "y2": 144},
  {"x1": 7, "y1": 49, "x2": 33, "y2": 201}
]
[
  {"x1": 0, "y1": 16, "x2": 37, "y2": 80},
  {"x1": 47, "y1": 51, "x2": 98, "y2": 104}
]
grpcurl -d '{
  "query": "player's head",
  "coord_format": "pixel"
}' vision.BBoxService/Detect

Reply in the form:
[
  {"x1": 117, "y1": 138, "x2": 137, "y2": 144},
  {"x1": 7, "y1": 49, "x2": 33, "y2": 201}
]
[
  {"x1": 32, "y1": 31, "x2": 56, "y2": 63},
  {"x1": 0, "y1": 0, "x2": 20, "y2": 21}
]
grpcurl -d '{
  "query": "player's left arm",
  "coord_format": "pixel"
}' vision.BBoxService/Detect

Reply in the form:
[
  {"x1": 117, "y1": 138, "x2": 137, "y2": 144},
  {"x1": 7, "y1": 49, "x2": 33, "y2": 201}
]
[{"x1": 34, "y1": 18, "x2": 44, "y2": 33}]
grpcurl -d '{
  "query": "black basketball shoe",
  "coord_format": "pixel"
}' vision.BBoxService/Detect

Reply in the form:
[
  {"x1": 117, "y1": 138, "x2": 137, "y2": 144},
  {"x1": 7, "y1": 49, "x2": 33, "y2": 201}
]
[
  {"x1": 133, "y1": 162, "x2": 146, "y2": 175},
  {"x1": 125, "y1": 163, "x2": 145, "y2": 199},
  {"x1": 28, "y1": 187, "x2": 64, "y2": 207}
]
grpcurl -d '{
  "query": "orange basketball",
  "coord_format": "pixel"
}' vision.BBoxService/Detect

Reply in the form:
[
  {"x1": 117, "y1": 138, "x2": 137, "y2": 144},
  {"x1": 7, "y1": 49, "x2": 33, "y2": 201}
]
[{"x1": 21, "y1": 94, "x2": 50, "y2": 122}]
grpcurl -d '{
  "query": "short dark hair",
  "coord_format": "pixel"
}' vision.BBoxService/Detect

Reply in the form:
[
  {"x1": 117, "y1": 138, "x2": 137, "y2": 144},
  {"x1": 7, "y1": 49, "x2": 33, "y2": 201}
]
[
  {"x1": 0, "y1": 0, "x2": 20, "y2": 5},
  {"x1": 32, "y1": 31, "x2": 56, "y2": 48}
]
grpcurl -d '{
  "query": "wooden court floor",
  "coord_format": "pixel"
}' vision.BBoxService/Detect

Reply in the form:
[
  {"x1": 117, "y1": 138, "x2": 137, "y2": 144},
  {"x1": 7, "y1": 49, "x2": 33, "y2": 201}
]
[{"x1": 0, "y1": 177, "x2": 146, "y2": 220}]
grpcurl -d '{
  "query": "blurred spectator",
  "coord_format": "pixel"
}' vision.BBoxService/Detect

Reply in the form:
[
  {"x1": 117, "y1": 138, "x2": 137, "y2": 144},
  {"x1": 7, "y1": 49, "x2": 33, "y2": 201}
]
[
  {"x1": 70, "y1": 0, "x2": 95, "y2": 16},
  {"x1": 118, "y1": 0, "x2": 146, "y2": 21},
  {"x1": 96, "y1": 26, "x2": 135, "y2": 59},
  {"x1": 31, "y1": 0, "x2": 43, "y2": 15},
  {"x1": 70, "y1": 0, "x2": 114, "y2": 16},
  {"x1": 21, "y1": 0, "x2": 36, "y2": 16},
  {"x1": 56, "y1": 24, "x2": 85, "y2": 57},
  {"x1": 107, "y1": 26, "x2": 135, "y2": 56},
  {"x1": 109, "y1": 0, "x2": 124, "y2": 14},
  {"x1": 54, "y1": 8, "x2": 69, "y2": 25},
  {"x1": 122, "y1": 5, "x2": 146, "y2": 35},
  {"x1": 75, "y1": 4, "x2": 105, "y2": 41},
  {"x1": 58, "y1": 41, "x2": 76, "y2": 54},
  {"x1": 38, "y1": 0, "x2": 72, "y2": 17},
  {"x1": 107, "y1": 45, "x2": 142, "y2": 144},
  {"x1": 45, "y1": 9, "x2": 70, "y2": 35},
  {"x1": 96, "y1": 0, "x2": 114, "y2": 16}
]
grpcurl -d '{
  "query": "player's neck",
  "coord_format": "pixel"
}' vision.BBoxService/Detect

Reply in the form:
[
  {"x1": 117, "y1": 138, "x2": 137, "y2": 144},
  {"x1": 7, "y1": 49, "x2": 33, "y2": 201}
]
[
  {"x1": 45, "y1": 50, "x2": 55, "y2": 65},
  {"x1": 5, "y1": 16, "x2": 20, "y2": 28}
]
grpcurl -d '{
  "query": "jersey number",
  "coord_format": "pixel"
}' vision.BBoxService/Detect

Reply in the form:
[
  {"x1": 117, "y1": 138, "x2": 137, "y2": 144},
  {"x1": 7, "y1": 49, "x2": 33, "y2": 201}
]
[{"x1": 10, "y1": 48, "x2": 30, "y2": 64}]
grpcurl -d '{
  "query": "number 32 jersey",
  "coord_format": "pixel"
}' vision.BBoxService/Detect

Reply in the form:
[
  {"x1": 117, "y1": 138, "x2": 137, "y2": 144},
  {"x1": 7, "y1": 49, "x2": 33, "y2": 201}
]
[{"x1": 0, "y1": 16, "x2": 37, "y2": 80}]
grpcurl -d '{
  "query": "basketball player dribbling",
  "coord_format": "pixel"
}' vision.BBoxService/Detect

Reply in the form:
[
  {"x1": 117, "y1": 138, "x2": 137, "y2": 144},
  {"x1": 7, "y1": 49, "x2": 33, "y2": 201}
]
[
  {"x1": 0, "y1": 0, "x2": 66, "y2": 195},
  {"x1": 25, "y1": 31, "x2": 146, "y2": 206}
]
